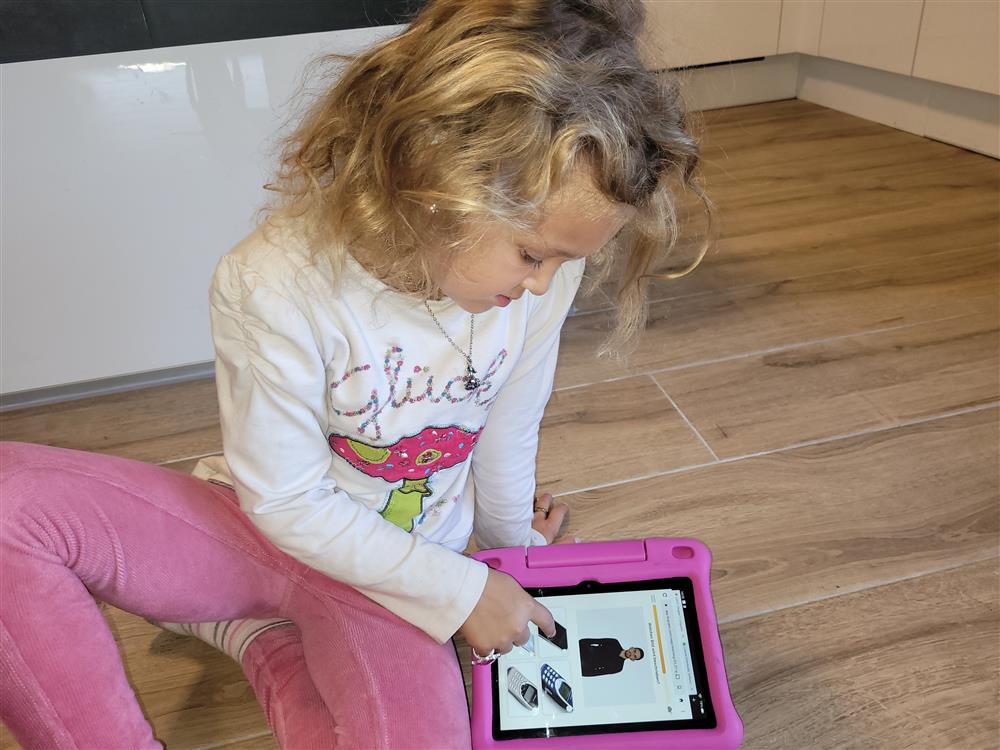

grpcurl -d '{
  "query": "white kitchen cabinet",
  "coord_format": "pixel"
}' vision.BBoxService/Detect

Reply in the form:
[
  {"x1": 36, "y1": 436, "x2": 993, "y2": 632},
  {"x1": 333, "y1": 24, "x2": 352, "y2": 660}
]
[
  {"x1": 641, "y1": 0, "x2": 781, "y2": 69},
  {"x1": 913, "y1": 0, "x2": 1000, "y2": 95},
  {"x1": 778, "y1": 0, "x2": 824, "y2": 55},
  {"x1": 818, "y1": 0, "x2": 924, "y2": 76}
]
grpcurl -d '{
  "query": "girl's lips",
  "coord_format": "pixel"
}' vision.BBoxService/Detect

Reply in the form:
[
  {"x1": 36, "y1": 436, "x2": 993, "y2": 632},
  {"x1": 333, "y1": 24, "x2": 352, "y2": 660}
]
[{"x1": 494, "y1": 295, "x2": 512, "y2": 307}]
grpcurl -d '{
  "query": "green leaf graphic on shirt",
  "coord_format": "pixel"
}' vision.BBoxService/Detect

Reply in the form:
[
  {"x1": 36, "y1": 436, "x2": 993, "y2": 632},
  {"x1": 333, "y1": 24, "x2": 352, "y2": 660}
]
[
  {"x1": 346, "y1": 439, "x2": 390, "y2": 464},
  {"x1": 382, "y1": 478, "x2": 432, "y2": 531}
]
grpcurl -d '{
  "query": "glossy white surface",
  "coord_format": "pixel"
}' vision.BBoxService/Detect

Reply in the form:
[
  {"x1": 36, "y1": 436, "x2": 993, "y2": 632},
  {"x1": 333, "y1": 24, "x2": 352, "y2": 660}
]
[{"x1": 1, "y1": 26, "x2": 402, "y2": 394}]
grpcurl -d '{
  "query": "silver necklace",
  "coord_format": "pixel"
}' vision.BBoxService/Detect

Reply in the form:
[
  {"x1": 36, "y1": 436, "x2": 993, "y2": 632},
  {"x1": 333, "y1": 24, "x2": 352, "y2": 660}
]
[{"x1": 423, "y1": 300, "x2": 480, "y2": 390}]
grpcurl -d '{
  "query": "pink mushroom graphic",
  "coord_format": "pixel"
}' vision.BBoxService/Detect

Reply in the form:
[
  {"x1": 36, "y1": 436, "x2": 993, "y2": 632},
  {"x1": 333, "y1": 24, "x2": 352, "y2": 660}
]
[{"x1": 328, "y1": 425, "x2": 482, "y2": 531}]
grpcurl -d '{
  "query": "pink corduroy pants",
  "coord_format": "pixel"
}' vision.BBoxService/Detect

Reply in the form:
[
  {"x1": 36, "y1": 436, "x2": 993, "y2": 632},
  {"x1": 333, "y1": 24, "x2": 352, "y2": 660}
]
[{"x1": 0, "y1": 441, "x2": 471, "y2": 749}]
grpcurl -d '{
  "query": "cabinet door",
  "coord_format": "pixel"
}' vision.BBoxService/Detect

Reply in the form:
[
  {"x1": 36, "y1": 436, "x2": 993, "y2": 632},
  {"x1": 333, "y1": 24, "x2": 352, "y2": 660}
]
[
  {"x1": 778, "y1": 0, "x2": 825, "y2": 55},
  {"x1": 913, "y1": 0, "x2": 999, "y2": 95},
  {"x1": 641, "y1": 0, "x2": 781, "y2": 69},
  {"x1": 818, "y1": 0, "x2": 924, "y2": 76}
]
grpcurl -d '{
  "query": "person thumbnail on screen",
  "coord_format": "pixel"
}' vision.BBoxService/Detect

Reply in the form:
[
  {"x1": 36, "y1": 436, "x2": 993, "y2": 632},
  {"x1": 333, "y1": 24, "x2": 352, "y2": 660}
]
[{"x1": 578, "y1": 638, "x2": 645, "y2": 677}]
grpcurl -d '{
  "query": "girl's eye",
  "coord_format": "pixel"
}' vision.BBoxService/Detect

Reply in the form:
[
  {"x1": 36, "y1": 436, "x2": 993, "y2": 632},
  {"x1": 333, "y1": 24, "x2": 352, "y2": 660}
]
[{"x1": 519, "y1": 248, "x2": 543, "y2": 268}]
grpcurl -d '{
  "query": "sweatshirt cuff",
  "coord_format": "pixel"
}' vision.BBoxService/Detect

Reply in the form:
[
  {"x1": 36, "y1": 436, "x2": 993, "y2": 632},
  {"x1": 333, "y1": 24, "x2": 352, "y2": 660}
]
[{"x1": 528, "y1": 528, "x2": 548, "y2": 547}]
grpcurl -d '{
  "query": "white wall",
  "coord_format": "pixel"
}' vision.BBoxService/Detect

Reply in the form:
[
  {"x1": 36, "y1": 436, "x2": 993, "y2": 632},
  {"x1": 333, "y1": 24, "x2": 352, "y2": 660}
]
[{"x1": 1, "y1": 25, "x2": 402, "y2": 396}]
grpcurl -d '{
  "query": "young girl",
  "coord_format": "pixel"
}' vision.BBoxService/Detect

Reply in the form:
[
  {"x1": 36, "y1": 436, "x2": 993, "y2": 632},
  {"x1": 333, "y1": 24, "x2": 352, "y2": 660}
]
[{"x1": 0, "y1": 1, "x2": 713, "y2": 747}]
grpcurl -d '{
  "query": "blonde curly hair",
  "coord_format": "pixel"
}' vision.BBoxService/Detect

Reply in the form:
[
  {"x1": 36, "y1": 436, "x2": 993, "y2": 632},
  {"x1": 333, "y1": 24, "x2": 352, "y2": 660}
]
[{"x1": 261, "y1": 0, "x2": 716, "y2": 357}]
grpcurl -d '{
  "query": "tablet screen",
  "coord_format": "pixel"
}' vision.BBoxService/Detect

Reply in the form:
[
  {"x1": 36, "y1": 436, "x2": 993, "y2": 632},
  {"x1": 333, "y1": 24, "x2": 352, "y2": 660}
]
[{"x1": 490, "y1": 577, "x2": 716, "y2": 740}]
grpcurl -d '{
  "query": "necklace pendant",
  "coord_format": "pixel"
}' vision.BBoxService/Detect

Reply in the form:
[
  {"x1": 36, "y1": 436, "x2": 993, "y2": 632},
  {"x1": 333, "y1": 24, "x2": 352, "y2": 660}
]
[{"x1": 465, "y1": 364, "x2": 480, "y2": 391}]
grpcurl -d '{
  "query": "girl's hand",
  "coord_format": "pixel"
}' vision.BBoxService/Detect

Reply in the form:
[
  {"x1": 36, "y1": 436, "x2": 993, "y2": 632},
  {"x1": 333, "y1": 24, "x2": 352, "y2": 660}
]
[
  {"x1": 460, "y1": 568, "x2": 555, "y2": 657},
  {"x1": 532, "y1": 492, "x2": 569, "y2": 544}
]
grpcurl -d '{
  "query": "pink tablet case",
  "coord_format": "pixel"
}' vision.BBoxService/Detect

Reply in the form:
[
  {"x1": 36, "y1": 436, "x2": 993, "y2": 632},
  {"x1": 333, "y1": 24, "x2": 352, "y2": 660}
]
[{"x1": 471, "y1": 538, "x2": 743, "y2": 749}]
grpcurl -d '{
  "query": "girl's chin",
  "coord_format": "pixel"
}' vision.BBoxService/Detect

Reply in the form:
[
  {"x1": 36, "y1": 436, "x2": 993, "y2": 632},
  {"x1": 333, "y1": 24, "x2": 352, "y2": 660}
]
[
  {"x1": 450, "y1": 299, "x2": 492, "y2": 314},
  {"x1": 447, "y1": 295, "x2": 511, "y2": 313}
]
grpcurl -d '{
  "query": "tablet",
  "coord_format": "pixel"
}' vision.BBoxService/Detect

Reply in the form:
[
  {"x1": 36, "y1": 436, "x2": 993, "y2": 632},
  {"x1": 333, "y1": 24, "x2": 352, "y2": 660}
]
[
  {"x1": 491, "y1": 577, "x2": 715, "y2": 740},
  {"x1": 470, "y1": 538, "x2": 743, "y2": 749}
]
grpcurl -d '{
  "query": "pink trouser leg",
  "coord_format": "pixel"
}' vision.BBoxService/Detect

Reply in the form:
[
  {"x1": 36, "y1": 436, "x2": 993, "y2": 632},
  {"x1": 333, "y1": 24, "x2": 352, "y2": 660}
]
[
  {"x1": 241, "y1": 624, "x2": 342, "y2": 748},
  {"x1": 0, "y1": 442, "x2": 471, "y2": 749}
]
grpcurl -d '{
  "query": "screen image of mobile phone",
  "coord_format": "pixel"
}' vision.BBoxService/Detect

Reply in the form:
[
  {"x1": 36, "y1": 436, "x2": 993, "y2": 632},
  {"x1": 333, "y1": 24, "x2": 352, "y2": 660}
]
[{"x1": 538, "y1": 620, "x2": 568, "y2": 650}]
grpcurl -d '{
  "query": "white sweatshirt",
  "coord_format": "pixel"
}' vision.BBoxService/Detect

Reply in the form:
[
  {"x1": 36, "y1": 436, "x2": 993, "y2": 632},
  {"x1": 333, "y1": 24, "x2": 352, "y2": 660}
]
[{"x1": 192, "y1": 216, "x2": 583, "y2": 643}]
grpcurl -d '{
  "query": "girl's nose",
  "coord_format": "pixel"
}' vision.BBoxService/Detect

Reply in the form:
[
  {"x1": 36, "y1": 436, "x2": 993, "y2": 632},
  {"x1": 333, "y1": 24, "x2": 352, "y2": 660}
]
[{"x1": 522, "y1": 265, "x2": 557, "y2": 296}]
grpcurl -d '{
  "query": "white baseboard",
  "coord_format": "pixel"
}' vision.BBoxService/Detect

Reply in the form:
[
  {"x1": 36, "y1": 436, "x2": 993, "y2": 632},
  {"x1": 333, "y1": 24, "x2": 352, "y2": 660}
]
[
  {"x1": 673, "y1": 54, "x2": 801, "y2": 112},
  {"x1": 0, "y1": 361, "x2": 215, "y2": 412},
  {"x1": 675, "y1": 53, "x2": 999, "y2": 158},
  {"x1": 796, "y1": 54, "x2": 999, "y2": 158}
]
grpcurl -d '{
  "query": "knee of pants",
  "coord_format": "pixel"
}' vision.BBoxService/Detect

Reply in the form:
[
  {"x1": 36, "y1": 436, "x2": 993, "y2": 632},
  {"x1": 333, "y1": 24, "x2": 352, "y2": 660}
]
[
  {"x1": 0, "y1": 441, "x2": 62, "y2": 520},
  {"x1": 0, "y1": 442, "x2": 115, "y2": 560}
]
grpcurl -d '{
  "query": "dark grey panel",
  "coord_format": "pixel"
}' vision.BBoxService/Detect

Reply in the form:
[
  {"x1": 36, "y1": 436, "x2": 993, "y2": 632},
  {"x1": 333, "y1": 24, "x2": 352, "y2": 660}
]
[
  {"x1": 1, "y1": 0, "x2": 151, "y2": 64},
  {"x1": 1, "y1": 0, "x2": 426, "y2": 65},
  {"x1": 139, "y1": 0, "x2": 423, "y2": 49}
]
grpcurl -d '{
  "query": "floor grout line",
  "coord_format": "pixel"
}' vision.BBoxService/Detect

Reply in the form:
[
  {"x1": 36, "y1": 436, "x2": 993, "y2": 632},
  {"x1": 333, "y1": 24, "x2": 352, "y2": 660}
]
[
  {"x1": 552, "y1": 311, "x2": 976, "y2": 394},
  {"x1": 568, "y1": 243, "x2": 993, "y2": 319},
  {"x1": 195, "y1": 733, "x2": 272, "y2": 750},
  {"x1": 549, "y1": 460, "x2": 713, "y2": 499},
  {"x1": 640, "y1": 313, "x2": 977, "y2": 375},
  {"x1": 554, "y1": 371, "x2": 637, "y2": 394},
  {"x1": 717, "y1": 552, "x2": 1000, "y2": 627},
  {"x1": 550, "y1": 401, "x2": 1000, "y2": 497},
  {"x1": 157, "y1": 449, "x2": 222, "y2": 467},
  {"x1": 649, "y1": 375, "x2": 721, "y2": 462}
]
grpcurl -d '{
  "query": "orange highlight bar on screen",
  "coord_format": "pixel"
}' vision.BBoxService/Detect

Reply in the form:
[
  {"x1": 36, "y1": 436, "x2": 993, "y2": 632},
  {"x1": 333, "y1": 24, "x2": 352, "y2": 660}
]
[{"x1": 652, "y1": 605, "x2": 666, "y2": 674}]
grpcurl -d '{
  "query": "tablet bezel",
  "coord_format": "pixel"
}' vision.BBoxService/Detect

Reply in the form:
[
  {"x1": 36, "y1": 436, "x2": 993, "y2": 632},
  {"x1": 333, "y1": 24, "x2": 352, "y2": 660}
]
[{"x1": 490, "y1": 576, "x2": 717, "y2": 741}]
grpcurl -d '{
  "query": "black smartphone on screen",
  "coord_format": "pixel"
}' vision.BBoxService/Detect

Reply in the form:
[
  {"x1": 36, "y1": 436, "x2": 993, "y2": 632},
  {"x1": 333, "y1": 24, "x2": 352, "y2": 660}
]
[{"x1": 538, "y1": 619, "x2": 568, "y2": 650}]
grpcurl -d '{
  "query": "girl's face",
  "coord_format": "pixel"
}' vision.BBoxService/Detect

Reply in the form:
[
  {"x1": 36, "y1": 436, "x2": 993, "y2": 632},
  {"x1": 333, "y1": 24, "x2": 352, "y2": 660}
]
[{"x1": 435, "y1": 167, "x2": 634, "y2": 313}]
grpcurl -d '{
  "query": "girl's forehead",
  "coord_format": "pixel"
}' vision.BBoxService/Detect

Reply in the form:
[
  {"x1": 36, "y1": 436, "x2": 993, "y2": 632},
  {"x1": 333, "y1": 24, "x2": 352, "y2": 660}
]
[
  {"x1": 547, "y1": 166, "x2": 613, "y2": 211},
  {"x1": 529, "y1": 181, "x2": 634, "y2": 252},
  {"x1": 467, "y1": 166, "x2": 632, "y2": 254}
]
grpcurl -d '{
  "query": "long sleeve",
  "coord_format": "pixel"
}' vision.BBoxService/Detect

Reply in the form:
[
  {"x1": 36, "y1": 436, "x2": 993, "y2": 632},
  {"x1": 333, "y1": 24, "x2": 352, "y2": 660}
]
[
  {"x1": 210, "y1": 255, "x2": 487, "y2": 643},
  {"x1": 471, "y1": 259, "x2": 585, "y2": 550}
]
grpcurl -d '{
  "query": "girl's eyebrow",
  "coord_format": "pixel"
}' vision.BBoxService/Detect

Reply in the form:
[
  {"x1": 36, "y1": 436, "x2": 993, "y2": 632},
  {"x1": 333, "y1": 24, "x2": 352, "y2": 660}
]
[{"x1": 536, "y1": 226, "x2": 626, "y2": 259}]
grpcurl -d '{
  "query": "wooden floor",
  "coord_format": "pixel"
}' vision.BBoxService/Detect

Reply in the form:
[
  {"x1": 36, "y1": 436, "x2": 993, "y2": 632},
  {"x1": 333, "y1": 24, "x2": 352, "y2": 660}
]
[{"x1": 2, "y1": 98, "x2": 998, "y2": 749}]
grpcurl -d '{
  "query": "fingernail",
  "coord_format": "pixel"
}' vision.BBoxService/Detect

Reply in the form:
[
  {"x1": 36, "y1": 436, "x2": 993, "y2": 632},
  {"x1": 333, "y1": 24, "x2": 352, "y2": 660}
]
[{"x1": 574, "y1": 537, "x2": 582, "y2": 544}]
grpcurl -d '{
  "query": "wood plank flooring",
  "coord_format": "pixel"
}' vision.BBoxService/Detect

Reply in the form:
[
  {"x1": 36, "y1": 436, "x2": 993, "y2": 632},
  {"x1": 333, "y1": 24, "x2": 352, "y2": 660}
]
[{"x1": 2, "y1": 98, "x2": 997, "y2": 749}]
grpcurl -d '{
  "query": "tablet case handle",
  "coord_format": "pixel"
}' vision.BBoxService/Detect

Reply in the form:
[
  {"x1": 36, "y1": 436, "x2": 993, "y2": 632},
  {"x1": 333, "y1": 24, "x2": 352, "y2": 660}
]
[{"x1": 525, "y1": 539, "x2": 648, "y2": 568}]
